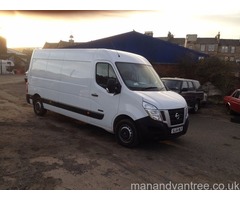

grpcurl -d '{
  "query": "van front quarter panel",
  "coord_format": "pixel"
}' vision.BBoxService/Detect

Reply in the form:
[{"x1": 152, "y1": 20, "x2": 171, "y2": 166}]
[
  {"x1": 117, "y1": 90, "x2": 147, "y2": 122},
  {"x1": 116, "y1": 89, "x2": 188, "y2": 140}
]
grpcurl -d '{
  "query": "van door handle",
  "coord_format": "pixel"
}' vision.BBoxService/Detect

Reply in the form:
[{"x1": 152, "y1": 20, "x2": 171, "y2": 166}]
[{"x1": 91, "y1": 93, "x2": 98, "y2": 97}]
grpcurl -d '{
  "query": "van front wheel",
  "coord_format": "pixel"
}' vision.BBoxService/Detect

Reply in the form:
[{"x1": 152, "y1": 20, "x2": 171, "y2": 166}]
[
  {"x1": 115, "y1": 119, "x2": 139, "y2": 147},
  {"x1": 33, "y1": 96, "x2": 47, "y2": 116}
]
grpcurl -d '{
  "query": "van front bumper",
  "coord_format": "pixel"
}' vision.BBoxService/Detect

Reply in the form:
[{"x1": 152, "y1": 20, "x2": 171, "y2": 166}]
[{"x1": 135, "y1": 117, "x2": 189, "y2": 140}]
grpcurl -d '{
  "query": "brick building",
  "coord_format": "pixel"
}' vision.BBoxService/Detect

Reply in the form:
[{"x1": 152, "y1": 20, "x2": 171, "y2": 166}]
[
  {"x1": 159, "y1": 32, "x2": 240, "y2": 77},
  {"x1": 159, "y1": 32, "x2": 240, "y2": 63}
]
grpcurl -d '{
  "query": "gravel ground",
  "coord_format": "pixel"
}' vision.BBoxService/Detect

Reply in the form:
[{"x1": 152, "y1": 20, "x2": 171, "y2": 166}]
[{"x1": 0, "y1": 75, "x2": 239, "y2": 190}]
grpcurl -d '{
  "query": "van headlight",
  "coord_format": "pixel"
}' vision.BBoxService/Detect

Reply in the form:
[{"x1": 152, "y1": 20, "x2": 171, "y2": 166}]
[{"x1": 142, "y1": 101, "x2": 162, "y2": 121}]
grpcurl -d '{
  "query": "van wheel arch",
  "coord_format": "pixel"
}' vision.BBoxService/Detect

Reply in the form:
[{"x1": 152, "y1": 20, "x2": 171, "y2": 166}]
[
  {"x1": 114, "y1": 115, "x2": 136, "y2": 133},
  {"x1": 32, "y1": 94, "x2": 47, "y2": 116},
  {"x1": 114, "y1": 115, "x2": 140, "y2": 147}
]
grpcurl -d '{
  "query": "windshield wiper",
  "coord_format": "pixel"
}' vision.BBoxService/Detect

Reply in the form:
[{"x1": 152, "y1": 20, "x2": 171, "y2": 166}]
[{"x1": 141, "y1": 87, "x2": 158, "y2": 91}]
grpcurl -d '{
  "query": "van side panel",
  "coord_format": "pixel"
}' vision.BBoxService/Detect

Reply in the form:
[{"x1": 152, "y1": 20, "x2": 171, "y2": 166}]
[
  {"x1": 29, "y1": 58, "x2": 62, "y2": 103},
  {"x1": 28, "y1": 49, "x2": 94, "y2": 124},
  {"x1": 59, "y1": 60, "x2": 92, "y2": 114}
]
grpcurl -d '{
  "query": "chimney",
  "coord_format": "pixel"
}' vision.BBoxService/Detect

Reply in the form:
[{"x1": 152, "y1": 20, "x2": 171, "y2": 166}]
[
  {"x1": 215, "y1": 32, "x2": 220, "y2": 43},
  {"x1": 167, "y1": 31, "x2": 174, "y2": 41},
  {"x1": 185, "y1": 34, "x2": 197, "y2": 47},
  {"x1": 69, "y1": 35, "x2": 74, "y2": 43},
  {"x1": 144, "y1": 31, "x2": 153, "y2": 37}
]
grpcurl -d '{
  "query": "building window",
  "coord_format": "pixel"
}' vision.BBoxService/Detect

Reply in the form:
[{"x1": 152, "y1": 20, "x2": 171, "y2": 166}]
[
  {"x1": 224, "y1": 56, "x2": 229, "y2": 61},
  {"x1": 221, "y1": 46, "x2": 229, "y2": 53},
  {"x1": 208, "y1": 45, "x2": 215, "y2": 52},
  {"x1": 230, "y1": 46, "x2": 235, "y2": 53},
  {"x1": 219, "y1": 57, "x2": 224, "y2": 61},
  {"x1": 200, "y1": 45, "x2": 205, "y2": 52}
]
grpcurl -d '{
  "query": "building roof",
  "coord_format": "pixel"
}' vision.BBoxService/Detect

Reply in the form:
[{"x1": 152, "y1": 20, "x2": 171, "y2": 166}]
[
  {"x1": 43, "y1": 40, "x2": 83, "y2": 49},
  {"x1": 162, "y1": 36, "x2": 240, "y2": 46},
  {"x1": 7, "y1": 48, "x2": 27, "y2": 56},
  {"x1": 157, "y1": 37, "x2": 185, "y2": 46},
  {"x1": 68, "y1": 31, "x2": 207, "y2": 64},
  {"x1": 43, "y1": 42, "x2": 59, "y2": 49},
  {"x1": 219, "y1": 39, "x2": 240, "y2": 46},
  {"x1": 171, "y1": 38, "x2": 185, "y2": 45},
  {"x1": 196, "y1": 38, "x2": 218, "y2": 44}
]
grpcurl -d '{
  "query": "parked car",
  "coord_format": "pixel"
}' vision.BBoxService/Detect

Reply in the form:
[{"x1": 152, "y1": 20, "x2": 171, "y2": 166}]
[
  {"x1": 223, "y1": 89, "x2": 240, "y2": 114},
  {"x1": 161, "y1": 77, "x2": 205, "y2": 113}
]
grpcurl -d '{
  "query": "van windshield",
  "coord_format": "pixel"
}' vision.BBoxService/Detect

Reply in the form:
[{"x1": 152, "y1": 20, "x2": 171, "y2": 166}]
[{"x1": 115, "y1": 62, "x2": 166, "y2": 91}]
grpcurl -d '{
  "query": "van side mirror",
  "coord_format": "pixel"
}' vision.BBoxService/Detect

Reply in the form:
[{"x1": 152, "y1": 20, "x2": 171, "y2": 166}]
[{"x1": 106, "y1": 79, "x2": 121, "y2": 94}]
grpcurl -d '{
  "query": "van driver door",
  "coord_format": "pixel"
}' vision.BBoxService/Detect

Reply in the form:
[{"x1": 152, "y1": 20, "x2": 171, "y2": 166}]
[{"x1": 90, "y1": 62, "x2": 120, "y2": 132}]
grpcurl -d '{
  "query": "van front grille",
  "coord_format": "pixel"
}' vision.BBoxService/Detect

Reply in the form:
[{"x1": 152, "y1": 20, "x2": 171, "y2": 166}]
[{"x1": 168, "y1": 108, "x2": 184, "y2": 125}]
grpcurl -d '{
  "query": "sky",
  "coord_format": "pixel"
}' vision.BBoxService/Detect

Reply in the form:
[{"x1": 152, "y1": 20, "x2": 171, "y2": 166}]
[{"x1": 0, "y1": 0, "x2": 240, "y2": 48}]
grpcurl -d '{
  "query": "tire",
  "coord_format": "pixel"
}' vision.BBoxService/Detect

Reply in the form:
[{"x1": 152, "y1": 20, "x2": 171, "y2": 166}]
[
  {"x1": 33, "y1": 96, "x2": 47, "y2": 116},
  {"x1": 115, "y1": 119, "x2": 139, "y2": 148},
  {"x1": 226, "y1": 104, "x2": 233, "y2": 115},
  {"x1": 192, "y1": 101, "x2": 200, "y2": 113}
]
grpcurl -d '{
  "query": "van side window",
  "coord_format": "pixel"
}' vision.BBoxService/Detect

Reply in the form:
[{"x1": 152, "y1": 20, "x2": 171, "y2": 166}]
[{"x1": 96, "y1": 63, "x2": 117, "y2": 89}]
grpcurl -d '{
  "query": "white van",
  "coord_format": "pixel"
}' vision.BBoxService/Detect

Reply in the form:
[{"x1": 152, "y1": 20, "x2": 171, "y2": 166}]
[
  {"x1": 0, "y1": 60, "x2": 14, "y2": 74},
  {"x1": 26, "y1": 49, "x2": 189, "y2": 147}
]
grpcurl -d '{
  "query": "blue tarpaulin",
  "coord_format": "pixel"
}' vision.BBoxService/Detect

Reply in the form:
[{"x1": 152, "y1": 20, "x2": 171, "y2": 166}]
[{"x1": 69, "y1": 31, "x2": 207, "y2": 64}]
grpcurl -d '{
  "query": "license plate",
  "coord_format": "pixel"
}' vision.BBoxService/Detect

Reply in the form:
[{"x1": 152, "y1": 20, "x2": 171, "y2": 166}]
[{"x1": 171, "y1": 126, "x2": 183, "y2": 134}]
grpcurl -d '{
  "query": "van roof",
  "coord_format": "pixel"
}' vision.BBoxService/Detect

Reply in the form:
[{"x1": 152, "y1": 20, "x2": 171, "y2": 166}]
[{"x1": 33, "y1": 48, "x2": 150, "y2": 65}]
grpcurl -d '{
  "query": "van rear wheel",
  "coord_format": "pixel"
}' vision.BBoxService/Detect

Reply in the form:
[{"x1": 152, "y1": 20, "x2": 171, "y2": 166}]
[
  {"x1": 115, "y1": 119, "x2": 139, "y2": 147},
  {"x1": 33, "y1": 96, "x2": 47, "y2": 116}
]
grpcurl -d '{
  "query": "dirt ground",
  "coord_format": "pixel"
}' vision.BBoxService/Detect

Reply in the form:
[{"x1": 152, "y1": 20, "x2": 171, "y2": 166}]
[{"x1": 0, "y1": 75, "x2": 239, "y2": 190}]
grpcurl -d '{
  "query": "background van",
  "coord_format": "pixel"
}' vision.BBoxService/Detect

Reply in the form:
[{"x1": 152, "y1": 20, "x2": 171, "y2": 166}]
[
  {"x1": 27, "y1": 49, "x2": 189, "y2": 147},
  {"x1": 0, "y1": 60, "x2": 14, "y2": 74}
]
